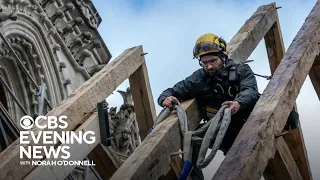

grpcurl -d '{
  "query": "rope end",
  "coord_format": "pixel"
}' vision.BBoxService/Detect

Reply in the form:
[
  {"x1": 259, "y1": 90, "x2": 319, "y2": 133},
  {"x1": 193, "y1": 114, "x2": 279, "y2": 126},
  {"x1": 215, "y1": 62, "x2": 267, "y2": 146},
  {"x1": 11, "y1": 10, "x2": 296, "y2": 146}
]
[{"x1": 147, "y1": 127, "x2": 154, "y2": 135}]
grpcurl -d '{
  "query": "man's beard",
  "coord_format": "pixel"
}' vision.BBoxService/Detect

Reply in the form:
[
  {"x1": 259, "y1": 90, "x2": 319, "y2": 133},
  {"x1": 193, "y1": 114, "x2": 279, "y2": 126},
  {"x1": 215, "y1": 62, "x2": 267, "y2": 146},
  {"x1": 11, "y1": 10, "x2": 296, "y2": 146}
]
[
  {"x1": 207, "y1": 69, "x2": 218, "y2": 76},
  {"x1": 206, "y1": 66, "x2": 225, "y2": 77}
]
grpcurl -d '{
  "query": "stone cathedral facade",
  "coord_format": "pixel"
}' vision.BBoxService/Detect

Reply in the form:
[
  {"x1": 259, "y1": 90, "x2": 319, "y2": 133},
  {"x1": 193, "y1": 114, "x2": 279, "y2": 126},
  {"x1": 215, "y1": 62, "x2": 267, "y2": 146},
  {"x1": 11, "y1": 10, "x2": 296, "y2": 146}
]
[
  {"x1": 0, "y1": 0, "x2": 111, "y2": 126},
  {"x1": 0, "y1": 0, "x2": 113, "y2": 179}
]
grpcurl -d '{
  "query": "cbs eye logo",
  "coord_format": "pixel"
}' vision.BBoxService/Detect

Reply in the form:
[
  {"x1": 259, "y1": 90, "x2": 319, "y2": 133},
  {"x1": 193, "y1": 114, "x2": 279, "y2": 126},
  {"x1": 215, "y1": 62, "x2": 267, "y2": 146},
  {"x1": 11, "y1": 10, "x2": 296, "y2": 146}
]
[{"x1": 20, "y1": 116, "x2": 34, "y2": 130}]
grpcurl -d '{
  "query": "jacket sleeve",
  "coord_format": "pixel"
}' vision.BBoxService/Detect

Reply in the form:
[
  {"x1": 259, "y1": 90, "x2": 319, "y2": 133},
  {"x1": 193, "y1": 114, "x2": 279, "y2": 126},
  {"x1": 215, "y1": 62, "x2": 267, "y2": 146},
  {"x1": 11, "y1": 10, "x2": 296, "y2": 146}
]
[
  {"x1": 157, "y1": 70, "x2": 200, "y2": 107},
  {"x1": 234, "y1": 64, "x2": 260, "y2": 111}
]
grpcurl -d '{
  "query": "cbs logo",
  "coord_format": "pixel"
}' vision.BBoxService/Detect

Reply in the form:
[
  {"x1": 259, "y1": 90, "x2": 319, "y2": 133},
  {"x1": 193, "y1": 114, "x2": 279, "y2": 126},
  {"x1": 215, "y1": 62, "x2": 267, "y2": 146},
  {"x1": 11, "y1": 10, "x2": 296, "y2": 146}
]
[
  {"x1": 20, "y1": 115, "x2": 68, "y2": 130},
  {"x1": 20, "y1": 116, "x2": 34, "y2": 130}
]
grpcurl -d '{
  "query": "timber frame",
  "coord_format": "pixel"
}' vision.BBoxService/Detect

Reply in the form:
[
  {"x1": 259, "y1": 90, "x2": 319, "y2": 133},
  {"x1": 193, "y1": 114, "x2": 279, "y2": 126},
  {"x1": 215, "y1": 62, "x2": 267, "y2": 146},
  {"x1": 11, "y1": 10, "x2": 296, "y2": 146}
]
[
  {"x1": 0, "y1": 1, "x2": 318, "y2": 180},
  {"x1": 0, "y1": 46, "x2": 156, "y2": 180},
  {"x1": 111, "y1": 2, "x2": 316, "y2": 180}
]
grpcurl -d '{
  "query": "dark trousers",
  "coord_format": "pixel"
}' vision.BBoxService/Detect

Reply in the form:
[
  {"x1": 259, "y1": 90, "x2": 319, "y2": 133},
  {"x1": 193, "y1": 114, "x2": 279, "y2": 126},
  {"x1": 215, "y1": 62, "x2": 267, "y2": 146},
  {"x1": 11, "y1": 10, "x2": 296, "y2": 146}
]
[{"x1": 190, "y1": 117, "x2": 246, "y2": 180}]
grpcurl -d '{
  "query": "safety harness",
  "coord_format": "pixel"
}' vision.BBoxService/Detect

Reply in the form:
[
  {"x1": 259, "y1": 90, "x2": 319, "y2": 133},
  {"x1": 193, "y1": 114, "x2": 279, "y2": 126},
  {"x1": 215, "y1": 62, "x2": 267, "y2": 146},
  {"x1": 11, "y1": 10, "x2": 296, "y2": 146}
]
[
  {"x1": 200, "y1": 65, "x2": 239, "y2": 121},
  {"x1": 148, "y1": 103, "x2": 231, "y2": 180}
]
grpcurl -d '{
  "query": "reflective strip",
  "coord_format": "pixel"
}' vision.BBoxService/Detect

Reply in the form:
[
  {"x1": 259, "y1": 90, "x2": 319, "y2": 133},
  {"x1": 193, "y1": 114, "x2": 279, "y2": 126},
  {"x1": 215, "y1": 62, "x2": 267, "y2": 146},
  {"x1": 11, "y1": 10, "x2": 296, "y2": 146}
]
[
  {"x1": 214, "y1": 83, "x2": 224, "y2": 94},
  {"x1": 228, "y1": 86, "x2": 239, "y2": 97},
  {"x1": 228, "y1": 87, "x2": 234, "y2": 97},
  {"x1": 205, "y1": 107, "x2": 218, "y2": 114}
]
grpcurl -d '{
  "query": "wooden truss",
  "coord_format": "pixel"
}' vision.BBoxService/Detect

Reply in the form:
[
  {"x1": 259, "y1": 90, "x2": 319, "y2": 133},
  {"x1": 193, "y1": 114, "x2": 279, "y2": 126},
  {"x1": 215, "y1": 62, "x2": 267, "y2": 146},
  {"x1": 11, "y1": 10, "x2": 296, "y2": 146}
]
[
  {"x1": 0, "y1": 46, "x2": 156, "y2": 180},
  {"x1": 0, "y1": 1, "x2": 318, "y2": 180},
  {"x1": 112, "y1": 2, "x2": 316, "y2": 180}
]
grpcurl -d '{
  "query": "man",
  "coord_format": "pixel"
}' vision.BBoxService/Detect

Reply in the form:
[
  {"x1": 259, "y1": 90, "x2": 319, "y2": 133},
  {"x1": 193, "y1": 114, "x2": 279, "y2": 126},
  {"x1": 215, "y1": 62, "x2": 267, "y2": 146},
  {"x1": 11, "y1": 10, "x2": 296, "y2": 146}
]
[{"x1": 157, "y1": 33, "x2": 260, "y2": 180}]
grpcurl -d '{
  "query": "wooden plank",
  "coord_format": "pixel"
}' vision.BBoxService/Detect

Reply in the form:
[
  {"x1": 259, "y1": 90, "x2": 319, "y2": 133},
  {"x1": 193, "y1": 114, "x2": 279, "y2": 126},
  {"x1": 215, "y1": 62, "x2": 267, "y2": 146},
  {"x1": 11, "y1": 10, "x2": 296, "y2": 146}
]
[
  {"x1": 264, "y1": 3, "x2": 285, "y2": 73},
  {"x1": 309, "y1": 56, "x2": 320, "y2": 100},
  {"x1": 111, "y1": 3, "x2": 278, "y2": 180},
  {"x1": 264, "y1": 136, "x2": 304, "y2": 180},
  {"x1": 159, "y1": 168, "x2": 177, "y2": 180},
  {"x1": 160, "y1": 155, "x2": 187, "y2": 180},
  {"x1": 213, "y1": 1, "x2": 320, "y2": 179},
  {"x1": 226, "y1": 3, "x2": 277, "y2": 63},
  {"x1": 264, "y1": 151, "x2": 292, "y2": 180},
  {"x1": 0, "y1": 46, "x2": 145, "y2": 180},
  {"x1": 162, "y1": 155, "x2": 194, "y2": 180},
  {"x1": 263, "y1": 5, "x2": 293, "y2": 179},
  {"x1": 170, "y1": 155, "x2": 184, "y2": 178},
  {"x1": 25, "y1": 113, "x2": 100, "y2": 180},
  {"x1": 129, "y1": 62, "x2": 156, "y2": 140},
  {"x1": 110, "y1": 99, "x2": 201, "y2": 180},
  {"x1": 264, "y1": 3, "x2": 313, "y2": 179},
  {"x1": 283, "y1": 128, "x2": 313, "y2": 180},
  {"x1": 275, "y1": 137, "x2": 303, "y2": 180},
  {"x1": 87, "y1": 144, "x2": 122, "y2": 180},
  {"x1": 313, "y1": 56, "x2": 320, "y2": 67}
]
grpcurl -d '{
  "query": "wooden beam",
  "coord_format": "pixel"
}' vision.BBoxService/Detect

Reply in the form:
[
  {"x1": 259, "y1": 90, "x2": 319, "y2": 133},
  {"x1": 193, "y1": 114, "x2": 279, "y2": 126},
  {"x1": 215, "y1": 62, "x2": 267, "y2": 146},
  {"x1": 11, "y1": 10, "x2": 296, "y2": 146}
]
[
  {"x1": 87, "y1": 144, "x2": 122, "y2": 180},
  {"x1": 309, "y1": 56, "x2": 320, "y2": 100},
  {"x1": 275, "y1": 137, "x2": 303, "y2": 180},
  {"x1": 227, "y1": 3, "x2": 277, "y2": 63},
  {"x1": 309, "y1": 67, "x2": 320, "y2": 99},
  {"x1": 170, "y1": 155, "x2": 185, "y2": 179},
  {"x1": 264, "y1": 4, "x2": 285, "y2": 73},
  {"x1": 263, "y1": 151, "x2": 292, "y2": 180},
  {"x1": 159, "y1": 168, "x2": 178, "y2": 180},
  {"x1": 160, "y1": 155, "x2": 189, "y2": 180},
  {"x1": 312, "y1": 55, "x2": 320, "y2": 67},
  {"x1": 264, "y1": 136, "x2": 304, "y2": 180},
  {"x1": 263, "y1": 14, "x2": 295, "y2": 179},
  {"x1": 283, "y1": 128, "x2": 313, "y2": 180},
  {"x1": 129, "y1": 62, "x2": 156, "y2": 140},
  {"x1": 263, "y1": 3, "x2": 312, "y2": 179},
  {"x1": 213, "y1": 1, "x2": 320, "y2": 179},
  {"x1": 111, "y1": 3, "x2": 278, "y2": 180},
  {"x1": 0, "y1": 46, "x2": 145, "y2": 180}
]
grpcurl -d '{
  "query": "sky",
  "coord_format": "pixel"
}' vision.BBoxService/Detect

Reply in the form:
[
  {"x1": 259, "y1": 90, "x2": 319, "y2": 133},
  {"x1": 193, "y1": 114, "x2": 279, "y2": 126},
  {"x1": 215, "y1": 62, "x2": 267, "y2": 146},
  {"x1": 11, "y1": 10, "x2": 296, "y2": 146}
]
[{"x1": 92, "y1": 0, "x2": 319, "y2": 179}]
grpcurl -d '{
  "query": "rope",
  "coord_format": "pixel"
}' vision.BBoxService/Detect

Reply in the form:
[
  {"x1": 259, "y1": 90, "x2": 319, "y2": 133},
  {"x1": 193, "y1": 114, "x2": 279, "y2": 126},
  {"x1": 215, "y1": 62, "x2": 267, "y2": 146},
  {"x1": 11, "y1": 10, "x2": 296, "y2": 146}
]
[
  {"x1": 147, "y1": 102, "x2": 188, "y2": 135},
  {"x1": 189, "y1": 105, "x2": 231, "y2": 168},
  {"x1": 148, "y1": 104, "x2": 232, "y2": 179}
]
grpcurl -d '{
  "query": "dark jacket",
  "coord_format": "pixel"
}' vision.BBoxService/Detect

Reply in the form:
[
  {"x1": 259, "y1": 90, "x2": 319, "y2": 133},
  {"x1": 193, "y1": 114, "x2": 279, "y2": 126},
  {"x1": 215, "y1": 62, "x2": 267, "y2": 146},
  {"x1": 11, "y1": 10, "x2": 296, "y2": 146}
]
[{"x1": 157, "y1": 59, "x2": 260, "y2": 120}]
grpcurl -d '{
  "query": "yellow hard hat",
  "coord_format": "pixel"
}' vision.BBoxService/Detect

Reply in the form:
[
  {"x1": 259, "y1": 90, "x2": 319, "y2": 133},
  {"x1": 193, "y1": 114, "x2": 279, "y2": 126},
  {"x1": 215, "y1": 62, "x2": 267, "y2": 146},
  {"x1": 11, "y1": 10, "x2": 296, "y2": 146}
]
[{"x1": 193, "y1": 33, "x2": 227, "y2": 59}]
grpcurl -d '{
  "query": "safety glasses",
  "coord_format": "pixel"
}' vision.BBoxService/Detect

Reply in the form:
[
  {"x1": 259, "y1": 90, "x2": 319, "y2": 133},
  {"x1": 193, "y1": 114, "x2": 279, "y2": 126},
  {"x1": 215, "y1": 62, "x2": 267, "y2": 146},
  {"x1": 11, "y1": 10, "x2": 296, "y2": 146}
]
[{"x1": 199, "y1": 58, "x2": 220, "y2": 67}]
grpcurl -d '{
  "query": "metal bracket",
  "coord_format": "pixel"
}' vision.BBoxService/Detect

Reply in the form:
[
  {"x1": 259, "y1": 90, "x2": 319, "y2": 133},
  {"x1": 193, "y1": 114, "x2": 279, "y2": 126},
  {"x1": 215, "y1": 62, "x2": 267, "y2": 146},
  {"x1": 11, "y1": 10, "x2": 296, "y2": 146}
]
[
  {"x1": 254, "y1": 73, "x2": 272, "y2": 80},
  {"x1": 275, "y1": 131, "x2": 289, "y2": 138},
  {"x1": 241, "y1": 60, "x2": 272, "y2": 80},
  {"x1": 97, "y1": 102, "x2": 111, "y2": 147}
]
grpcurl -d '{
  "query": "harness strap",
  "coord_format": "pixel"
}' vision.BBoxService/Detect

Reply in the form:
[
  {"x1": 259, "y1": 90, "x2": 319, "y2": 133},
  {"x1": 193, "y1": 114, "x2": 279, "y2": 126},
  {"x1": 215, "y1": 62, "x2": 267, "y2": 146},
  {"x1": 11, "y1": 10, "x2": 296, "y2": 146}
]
[
  {"x1": 228, "y1": 66, "x2": 237, "y2": 83},
  {"x1": 205, "y1": 107, "x2": 219, "y2": 114}
]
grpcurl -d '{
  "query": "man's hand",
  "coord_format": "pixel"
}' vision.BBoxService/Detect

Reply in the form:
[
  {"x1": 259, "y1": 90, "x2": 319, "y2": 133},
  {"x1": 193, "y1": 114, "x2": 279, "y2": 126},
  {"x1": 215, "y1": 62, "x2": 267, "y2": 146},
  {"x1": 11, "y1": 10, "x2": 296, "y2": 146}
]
[
  {"x1": 222, "y1": 101, "x2": 241, "y2": 115},
  {"x1": 162, "y1": 96, "x2": 179, "y2": 108}
]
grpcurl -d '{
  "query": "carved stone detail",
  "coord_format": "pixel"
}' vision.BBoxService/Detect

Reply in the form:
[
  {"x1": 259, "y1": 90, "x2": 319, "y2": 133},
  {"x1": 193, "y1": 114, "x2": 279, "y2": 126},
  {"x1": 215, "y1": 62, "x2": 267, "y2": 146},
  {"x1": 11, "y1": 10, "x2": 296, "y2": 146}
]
[
  {"x1": 74, "y1": 0, "x2": 99, "y2": 29},
  {"x1": 0, "y1": 36, "x2": 47, "y2": 117},
  {"x1": 0, "y1": 1, "x2": 111, "y2": 179},
  {"x1": 49, "y1": 9, "x2": 64, "y2": 24},
  {"x1": 0, "y1": 7, "x2": 17, "y2": 22},
  {"x1": 40, "y1": 0, "x2": 55, "y2": 8},
  {"x1": 107, "y1": 87, "x2": 141, "y2": 164},
  {"x1": 87, "y1": 64, "x2": 105, "y2": 76}
]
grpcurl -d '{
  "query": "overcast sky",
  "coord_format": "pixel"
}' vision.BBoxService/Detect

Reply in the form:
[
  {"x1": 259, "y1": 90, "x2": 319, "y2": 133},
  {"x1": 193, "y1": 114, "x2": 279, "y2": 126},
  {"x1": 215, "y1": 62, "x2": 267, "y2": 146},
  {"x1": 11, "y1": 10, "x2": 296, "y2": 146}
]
[{"x1": 92, "y1": 0, "x2": 319, "y2": 179}]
